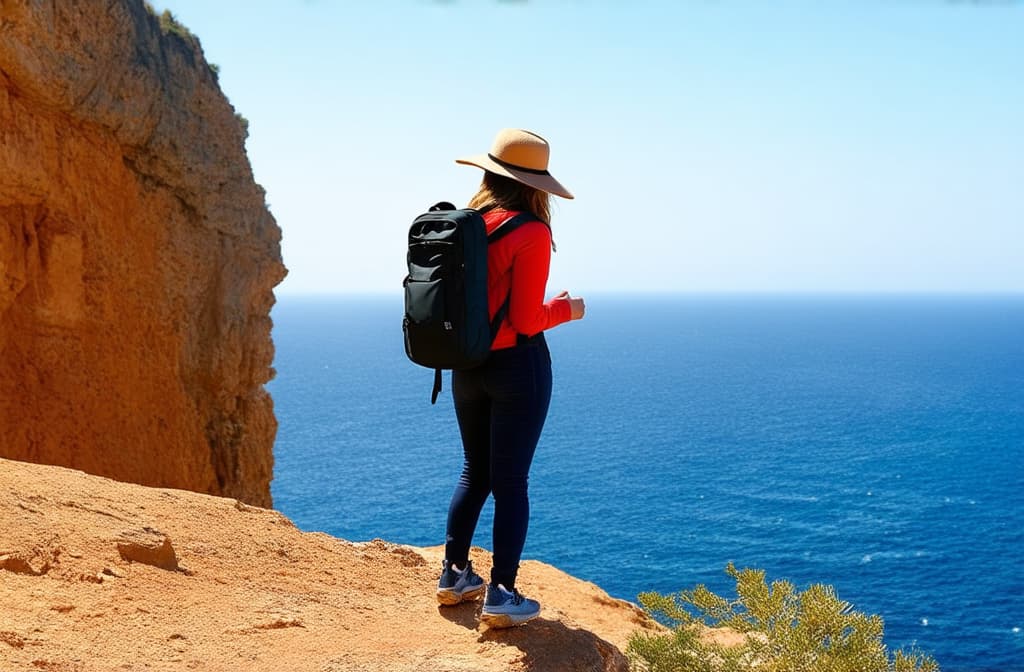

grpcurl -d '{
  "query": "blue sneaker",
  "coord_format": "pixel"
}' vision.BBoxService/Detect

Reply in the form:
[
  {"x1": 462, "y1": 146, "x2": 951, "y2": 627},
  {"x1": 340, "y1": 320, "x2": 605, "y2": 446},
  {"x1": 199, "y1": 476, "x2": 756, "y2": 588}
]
[
  {"x1": 480, "y1": 583, "x2": 541, "y2": 627},
  {"x1": 436, "y1": 560, "x2": 485, "y2": 605}
]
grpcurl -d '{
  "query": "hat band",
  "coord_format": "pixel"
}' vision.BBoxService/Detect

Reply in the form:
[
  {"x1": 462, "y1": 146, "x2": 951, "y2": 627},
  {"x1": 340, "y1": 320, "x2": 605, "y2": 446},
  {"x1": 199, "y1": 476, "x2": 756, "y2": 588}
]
[{"x1": 488, "y1": 153, "x2": 550, "y2": 176}]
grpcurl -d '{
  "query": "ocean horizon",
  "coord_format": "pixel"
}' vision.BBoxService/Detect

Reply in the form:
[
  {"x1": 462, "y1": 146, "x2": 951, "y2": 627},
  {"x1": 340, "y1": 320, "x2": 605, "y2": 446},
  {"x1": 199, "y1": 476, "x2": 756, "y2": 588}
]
[{"x1": 268, "y1": 293, "x2": 1024, "y2": 671}]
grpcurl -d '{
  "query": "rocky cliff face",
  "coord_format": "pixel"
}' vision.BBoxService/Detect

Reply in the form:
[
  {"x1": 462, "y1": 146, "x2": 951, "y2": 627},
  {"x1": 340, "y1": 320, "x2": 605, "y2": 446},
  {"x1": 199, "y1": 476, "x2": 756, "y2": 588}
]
[{"x1": 0, "y1": 1, "x2": 285, "y2": 505}]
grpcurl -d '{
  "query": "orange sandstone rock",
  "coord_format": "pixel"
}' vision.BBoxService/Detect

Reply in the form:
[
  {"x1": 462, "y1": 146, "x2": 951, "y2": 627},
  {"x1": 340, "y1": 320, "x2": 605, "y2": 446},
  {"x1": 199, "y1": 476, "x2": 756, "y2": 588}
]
[
  {"x1": 116, "y1": 528, "x2": 181, "y2": 573},
  {"x1": 0, "y1": 457, "x2": 661, "y2": 671},
  {"x1": 0, "y1": 0, "x2": 285, "y2": 505}
]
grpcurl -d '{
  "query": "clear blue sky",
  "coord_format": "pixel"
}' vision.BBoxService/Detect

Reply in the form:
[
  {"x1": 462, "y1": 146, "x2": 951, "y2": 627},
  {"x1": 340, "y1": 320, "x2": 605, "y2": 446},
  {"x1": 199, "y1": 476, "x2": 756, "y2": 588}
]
[{"x1": 153, "y1": 1, "x2": 1023, "y2": 295}]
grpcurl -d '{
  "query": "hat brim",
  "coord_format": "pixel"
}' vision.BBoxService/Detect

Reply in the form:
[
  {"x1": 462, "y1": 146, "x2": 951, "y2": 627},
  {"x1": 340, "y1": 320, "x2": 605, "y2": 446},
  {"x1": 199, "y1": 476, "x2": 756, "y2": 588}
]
[{"x1": 456, "y1": 154, "x2": 574, "y2": 200}]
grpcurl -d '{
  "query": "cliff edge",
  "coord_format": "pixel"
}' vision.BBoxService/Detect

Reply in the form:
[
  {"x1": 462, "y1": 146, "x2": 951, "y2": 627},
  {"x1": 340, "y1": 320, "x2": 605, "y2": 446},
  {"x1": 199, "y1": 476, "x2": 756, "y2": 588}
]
[
  {"x1": 0, "y1": 457, "x2": 659, "y2": 671},
  {"x1": 0, "y1": 1, "x2": 286, "y2": 506}
]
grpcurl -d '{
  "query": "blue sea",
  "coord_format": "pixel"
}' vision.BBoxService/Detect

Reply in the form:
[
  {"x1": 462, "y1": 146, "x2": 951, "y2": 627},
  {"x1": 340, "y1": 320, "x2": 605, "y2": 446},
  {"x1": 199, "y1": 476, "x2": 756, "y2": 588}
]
[{"x1": 268, "y1": 295, "x2": 1024, "y2": 672}]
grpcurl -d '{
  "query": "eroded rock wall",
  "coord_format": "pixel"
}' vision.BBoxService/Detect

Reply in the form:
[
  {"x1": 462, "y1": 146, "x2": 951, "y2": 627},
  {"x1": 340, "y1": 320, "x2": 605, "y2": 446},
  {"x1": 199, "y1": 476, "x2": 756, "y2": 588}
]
[{"x1": 0, "y1": 1, "x2": 286, "y2": 506}]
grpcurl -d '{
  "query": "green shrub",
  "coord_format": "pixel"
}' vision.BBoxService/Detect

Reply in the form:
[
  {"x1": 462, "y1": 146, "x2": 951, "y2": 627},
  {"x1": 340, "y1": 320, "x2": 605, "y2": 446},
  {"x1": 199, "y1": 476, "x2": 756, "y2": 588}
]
[
  {"x1": 628, "y1": 563, "x2": 939, "y2": 672},
  {"x1": 157, "y1": 9, "x2": 195, "y2": 42},
  {"x1": 143, "y1": 4, "x2": 198, "y2": 47},
  {"x1": 235, "y1": 113, "x2": 249, "y2": 139}
]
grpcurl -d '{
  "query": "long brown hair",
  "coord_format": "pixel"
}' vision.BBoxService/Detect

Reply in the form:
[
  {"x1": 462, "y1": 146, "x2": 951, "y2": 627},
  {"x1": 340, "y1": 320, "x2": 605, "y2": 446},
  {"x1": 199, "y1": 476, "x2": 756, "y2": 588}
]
[{"x1": 467, "y1": 171, "x2": 552, "y2": 226}]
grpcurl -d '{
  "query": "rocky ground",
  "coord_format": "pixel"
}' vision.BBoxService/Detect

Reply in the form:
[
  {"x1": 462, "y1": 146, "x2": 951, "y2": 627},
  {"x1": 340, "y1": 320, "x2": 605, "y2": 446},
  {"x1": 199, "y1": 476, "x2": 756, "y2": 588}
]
[{"x1": 0, "y1": 457, "x2": 662, "y2": 671}]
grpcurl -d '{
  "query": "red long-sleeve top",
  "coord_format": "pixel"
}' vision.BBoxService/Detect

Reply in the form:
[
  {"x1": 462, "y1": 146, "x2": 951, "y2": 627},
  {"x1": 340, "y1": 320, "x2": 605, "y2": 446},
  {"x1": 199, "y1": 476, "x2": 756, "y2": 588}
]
[{"x1": 484, "y1": 209, "x2": 572, "y2": 350}]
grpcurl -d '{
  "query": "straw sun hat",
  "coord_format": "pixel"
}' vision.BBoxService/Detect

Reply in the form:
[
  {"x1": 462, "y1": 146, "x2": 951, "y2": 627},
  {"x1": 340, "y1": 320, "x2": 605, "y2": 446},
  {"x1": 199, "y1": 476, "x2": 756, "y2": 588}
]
[{"x1": 456, "y1": 128, "x2": 574, "y2": 199}]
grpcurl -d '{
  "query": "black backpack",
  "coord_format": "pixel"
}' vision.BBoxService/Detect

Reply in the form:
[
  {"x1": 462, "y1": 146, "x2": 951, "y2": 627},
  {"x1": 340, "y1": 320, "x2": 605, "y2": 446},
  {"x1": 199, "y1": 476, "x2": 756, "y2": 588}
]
[{"x1": 403, "y1": 202, "x2": 532, "y2": 403}]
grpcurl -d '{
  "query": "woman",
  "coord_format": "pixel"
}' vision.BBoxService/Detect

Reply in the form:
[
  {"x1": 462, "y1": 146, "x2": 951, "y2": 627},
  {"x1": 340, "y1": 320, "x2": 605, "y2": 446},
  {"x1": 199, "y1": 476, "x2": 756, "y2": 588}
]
[{"x1": 435, "y1": 128, "x2": 586, "y2": 628}]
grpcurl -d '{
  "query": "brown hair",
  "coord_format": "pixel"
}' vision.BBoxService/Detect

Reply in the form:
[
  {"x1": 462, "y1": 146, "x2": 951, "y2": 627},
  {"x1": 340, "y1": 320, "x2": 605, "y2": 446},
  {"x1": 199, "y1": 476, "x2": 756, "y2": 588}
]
[{"x1": 467, "y1": 171, "x2": 552, "y2": 226}]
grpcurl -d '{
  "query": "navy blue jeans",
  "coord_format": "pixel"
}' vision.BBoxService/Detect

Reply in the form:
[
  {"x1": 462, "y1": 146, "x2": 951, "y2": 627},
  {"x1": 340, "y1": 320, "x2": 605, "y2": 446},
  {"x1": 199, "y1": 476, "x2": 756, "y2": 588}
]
[{"x1": 444, "y1": 334, "x2": 552, "y2": 590}]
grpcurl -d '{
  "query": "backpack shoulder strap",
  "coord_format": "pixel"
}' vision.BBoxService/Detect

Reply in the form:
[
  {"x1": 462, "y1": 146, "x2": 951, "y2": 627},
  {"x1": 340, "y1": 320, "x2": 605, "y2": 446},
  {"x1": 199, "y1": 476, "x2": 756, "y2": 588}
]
[
  {"x1": 487, "y1": 212, "x2": 534, "y2": 245},
  {"x1": 431, "y1": 368, "x2": 443, "y2": 405},
  {"x1": 486, "y1": 211, "x2": 540, "y2": 340}
]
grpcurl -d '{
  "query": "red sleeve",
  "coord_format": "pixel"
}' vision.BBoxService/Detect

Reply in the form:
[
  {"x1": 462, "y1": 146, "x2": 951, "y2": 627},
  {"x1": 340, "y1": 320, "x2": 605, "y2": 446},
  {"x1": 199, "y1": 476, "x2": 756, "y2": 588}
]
[{"x1": 506, "y1": 222, "x2": 572, "y2": 336}]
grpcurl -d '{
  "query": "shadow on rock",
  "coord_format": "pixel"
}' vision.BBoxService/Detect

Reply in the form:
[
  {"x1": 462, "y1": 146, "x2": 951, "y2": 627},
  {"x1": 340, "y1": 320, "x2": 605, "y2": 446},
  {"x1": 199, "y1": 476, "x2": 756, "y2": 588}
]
[
  {"x1": 480, "y1": 617, "x2": 629, "y2": 672},
  {"x1": 436, "y1": 605, "x2": 628, "y2": 671},
  {"x1": 436, "y1": 602, "x2": 481, "y2": 630}
]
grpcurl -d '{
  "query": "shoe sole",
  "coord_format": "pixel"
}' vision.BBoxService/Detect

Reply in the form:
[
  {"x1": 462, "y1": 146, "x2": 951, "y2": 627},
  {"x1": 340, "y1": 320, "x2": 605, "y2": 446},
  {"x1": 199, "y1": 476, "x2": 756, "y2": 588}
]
[
  {"x1": 436, "y1": 584, "x2": 485, "y2": 606},
  {"x1": 480, "y1": 610, "x2": 540, "y2": 628}
]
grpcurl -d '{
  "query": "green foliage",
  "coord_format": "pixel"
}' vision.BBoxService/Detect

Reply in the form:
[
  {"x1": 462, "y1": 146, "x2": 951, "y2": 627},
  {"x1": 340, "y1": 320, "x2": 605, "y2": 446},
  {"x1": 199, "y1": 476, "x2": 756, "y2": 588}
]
[
  {"x1": 628, "y1": 563, "x2": 939, "y2": 672},
  {"x1": 143, "y1": 3, "x2": 198, "y2": 46},
  {"x1": 235, "y1": 113, "x2": 250, "y2": 139},
  {"x1": 158, "y1": 9, "x2": 195, "y2": 42}
]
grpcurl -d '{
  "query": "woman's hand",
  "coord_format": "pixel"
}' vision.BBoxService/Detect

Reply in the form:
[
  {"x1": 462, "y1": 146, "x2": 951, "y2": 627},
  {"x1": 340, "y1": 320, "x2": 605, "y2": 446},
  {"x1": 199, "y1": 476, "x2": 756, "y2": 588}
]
[{"x1": 556, "y1": 291, "x2": 586, "y2": 320}]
